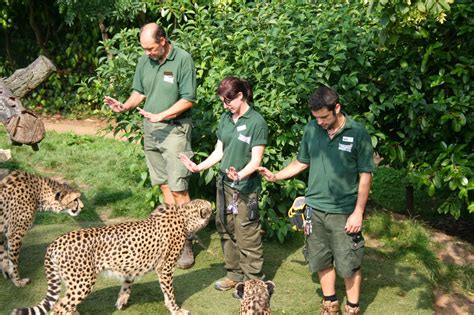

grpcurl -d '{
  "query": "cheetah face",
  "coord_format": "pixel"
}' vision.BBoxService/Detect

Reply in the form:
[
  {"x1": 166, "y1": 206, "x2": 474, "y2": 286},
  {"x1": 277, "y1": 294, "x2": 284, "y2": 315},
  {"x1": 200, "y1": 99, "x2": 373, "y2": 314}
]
[
  {"x1": 184, "y1": 199, "x2": 212, "y2": 233},
  {"x1": 51, "y1": 189, "x2": 84, "y2": 216},
  {"x1": 236, "y1": 279, "x2": 275, "y2": 304}
]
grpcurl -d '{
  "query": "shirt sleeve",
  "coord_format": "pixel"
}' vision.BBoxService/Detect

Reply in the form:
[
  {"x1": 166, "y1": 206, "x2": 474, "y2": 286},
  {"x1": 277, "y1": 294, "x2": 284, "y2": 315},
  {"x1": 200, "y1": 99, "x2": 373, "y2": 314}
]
[
  {"x1": 251, "y1": 118, "x2": 268, "y2": 147},
  {"x1": 178, "y1": 53, "x2": 196, "y2": 102}
]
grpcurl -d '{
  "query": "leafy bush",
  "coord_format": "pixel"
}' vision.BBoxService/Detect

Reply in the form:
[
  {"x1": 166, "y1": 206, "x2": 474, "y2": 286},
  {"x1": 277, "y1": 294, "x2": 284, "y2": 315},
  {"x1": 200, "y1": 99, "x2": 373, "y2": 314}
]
[{"x1": 89, "y1": 0, "x2": 472, "y2": 241}]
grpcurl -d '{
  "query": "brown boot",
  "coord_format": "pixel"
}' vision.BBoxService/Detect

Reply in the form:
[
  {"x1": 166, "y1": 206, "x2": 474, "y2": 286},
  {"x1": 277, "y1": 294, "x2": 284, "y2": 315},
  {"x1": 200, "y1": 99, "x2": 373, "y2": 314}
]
[
  {"x1": 177, "y1": 240, "x2": 194, "y2": 269},
  {"x1": 344, "y1": 304, "x2": 360, "y2": 315},
  {"x1": 321, "y1": 300, "x2": 340, "y2": 315}
]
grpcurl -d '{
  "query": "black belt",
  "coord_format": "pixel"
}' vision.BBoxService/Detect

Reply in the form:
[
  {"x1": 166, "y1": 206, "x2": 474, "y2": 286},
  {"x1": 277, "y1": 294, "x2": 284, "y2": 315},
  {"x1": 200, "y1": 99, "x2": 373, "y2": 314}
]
[{"x1": 163, "y1": 119, "x2": 182, "y2": 126}]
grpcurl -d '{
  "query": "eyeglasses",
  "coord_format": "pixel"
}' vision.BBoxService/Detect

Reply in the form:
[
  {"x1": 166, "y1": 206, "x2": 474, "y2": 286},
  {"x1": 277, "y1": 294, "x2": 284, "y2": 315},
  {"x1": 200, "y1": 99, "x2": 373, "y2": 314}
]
[{"x1": 223, "y1": 97, "x2": 235, "y2": 105}]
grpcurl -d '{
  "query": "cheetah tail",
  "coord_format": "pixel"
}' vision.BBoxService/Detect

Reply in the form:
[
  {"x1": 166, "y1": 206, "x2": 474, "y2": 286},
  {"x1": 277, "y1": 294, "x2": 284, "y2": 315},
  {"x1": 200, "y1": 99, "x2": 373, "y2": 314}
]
[{"x1": 11, "y1": 252, "x2": 61, "y2": 315}]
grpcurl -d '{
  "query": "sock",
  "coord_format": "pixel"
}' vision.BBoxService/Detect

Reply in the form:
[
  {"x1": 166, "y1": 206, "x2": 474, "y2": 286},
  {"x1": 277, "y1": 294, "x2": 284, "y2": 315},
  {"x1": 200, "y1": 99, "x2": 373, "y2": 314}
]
[
  {"x1": 347, "y1": 301, "x2": 359, "y2": 308},
  {"x1": 323, "y1": 294, "x2": 338, "y2": 302}
]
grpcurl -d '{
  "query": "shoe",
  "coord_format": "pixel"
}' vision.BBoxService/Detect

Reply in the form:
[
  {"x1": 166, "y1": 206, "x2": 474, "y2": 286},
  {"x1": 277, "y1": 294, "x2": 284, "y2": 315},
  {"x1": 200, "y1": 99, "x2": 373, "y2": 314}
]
[
  {"x1": 177, "y1": 240, "x2": 194, "y2": 269},
  {"x1": 214, "y1": 278, "x2": 239, "y2": 291},
  {"x1": 321, "y1": 300, "x2": 340, "y2": 315},
  {"x1": 344, "y1": 304, "x2": 360, "y2": 315}
]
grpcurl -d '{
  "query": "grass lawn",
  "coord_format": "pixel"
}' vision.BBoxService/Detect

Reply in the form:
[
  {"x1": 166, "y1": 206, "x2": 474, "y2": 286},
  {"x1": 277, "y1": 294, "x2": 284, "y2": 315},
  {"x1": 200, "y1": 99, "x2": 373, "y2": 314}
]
[{"x1": 0, "y1": 130, "x2": 470, "y2": 314}]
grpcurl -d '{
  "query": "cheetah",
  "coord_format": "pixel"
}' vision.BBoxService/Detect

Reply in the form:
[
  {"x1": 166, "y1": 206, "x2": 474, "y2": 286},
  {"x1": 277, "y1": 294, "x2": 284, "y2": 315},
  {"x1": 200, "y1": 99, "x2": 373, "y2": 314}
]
[
  {"x1": 12, "y1": 199, "x2": 212, "y2": 315},
  {"x1": 235, "y1": 279, "x2": 275, "y2": 315},
  {"x1": 0, "y1": 170, "x2": 83, "y2": 287}
]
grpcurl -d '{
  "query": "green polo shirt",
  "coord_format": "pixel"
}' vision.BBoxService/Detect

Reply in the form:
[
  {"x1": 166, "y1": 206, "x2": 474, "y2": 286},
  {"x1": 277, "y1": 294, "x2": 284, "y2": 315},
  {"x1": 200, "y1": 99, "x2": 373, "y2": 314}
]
[
  {"x1": 217, "y1": 107, "x2": 268, "y2": 194},
  {"x1": 297, "y1": 114, "x2": 374, "y2": 213},
  {"x1": 132, "y1": 45, "x2": 196, "y2": 117}
]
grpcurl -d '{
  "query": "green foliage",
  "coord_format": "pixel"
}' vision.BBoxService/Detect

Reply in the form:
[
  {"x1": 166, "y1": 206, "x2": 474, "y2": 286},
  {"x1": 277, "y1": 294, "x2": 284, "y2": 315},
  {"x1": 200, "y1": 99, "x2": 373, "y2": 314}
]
[
  {"x1": 4, "y1": 0, "x2": 471, "y2": 239},
  {"x1": 88, "y1": 0, "x2": 472, "y2": 240}
]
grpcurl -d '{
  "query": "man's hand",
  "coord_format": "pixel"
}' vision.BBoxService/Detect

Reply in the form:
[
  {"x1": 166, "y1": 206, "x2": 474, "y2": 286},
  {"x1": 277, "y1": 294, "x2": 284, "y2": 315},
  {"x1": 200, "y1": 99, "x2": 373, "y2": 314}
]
[
  {"x1": 226, "y1": 166, "x2": 240, "y2": 182},
  {"x1": 137, "y1": 107, "x2": 164, "y2": 123},
  {"x1": 257, "y1": 166, "x2": 277, "y2": 182},
  {"x1": 345, "y1": 211, "x2": 363, "y2": 234},
  {"x1": 179, "y1": 153, "x2": 200, "y2": 173},
  {"x1": 104, "y1": 96, "x2": 126, "y2": 113}
]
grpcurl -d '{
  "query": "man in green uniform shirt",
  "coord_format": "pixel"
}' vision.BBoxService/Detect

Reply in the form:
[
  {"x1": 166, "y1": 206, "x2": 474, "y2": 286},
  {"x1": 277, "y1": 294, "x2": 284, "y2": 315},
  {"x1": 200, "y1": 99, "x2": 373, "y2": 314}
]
[
  {"x1": 258, "y1": 86, "x2": 374, "y2": 315},
  {"x1": 104, "y1": 22, "x2": 197, "y2": 269}
]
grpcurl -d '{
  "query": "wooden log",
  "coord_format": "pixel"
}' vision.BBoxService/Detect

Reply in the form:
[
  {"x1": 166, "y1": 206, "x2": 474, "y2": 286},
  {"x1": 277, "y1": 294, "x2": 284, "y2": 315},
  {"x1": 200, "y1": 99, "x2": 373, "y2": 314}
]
[
  {"x1": 0, "y1": 81, "x2": 23, "y2": 122},
  {"x1": 2, "y1": 55, "x2": 56, "y2": 98}
]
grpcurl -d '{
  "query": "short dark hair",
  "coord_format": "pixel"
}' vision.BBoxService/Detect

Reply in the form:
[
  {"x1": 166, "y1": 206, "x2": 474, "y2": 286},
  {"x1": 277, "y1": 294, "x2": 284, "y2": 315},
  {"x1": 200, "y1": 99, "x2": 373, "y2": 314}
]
[
  {"x1": 308, "y1": 86, "x2": 339, "y2": 112},
  {"x1": 217, "y1": 76, "x2": 253, "y2": 103}
]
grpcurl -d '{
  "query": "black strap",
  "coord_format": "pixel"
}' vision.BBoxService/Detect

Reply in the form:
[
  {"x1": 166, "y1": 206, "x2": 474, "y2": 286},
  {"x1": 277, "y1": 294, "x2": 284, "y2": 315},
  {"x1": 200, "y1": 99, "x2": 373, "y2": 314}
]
[{"x1": 221, "y1": 175, "x2": 236, "y2": 242}]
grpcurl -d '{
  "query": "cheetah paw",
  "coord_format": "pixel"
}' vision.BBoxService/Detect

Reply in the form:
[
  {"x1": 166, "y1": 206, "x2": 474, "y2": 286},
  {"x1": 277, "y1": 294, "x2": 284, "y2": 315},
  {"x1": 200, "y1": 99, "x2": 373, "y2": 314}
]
[
  {"x1": 13, "y1": 277, "x2": 31, "y2": 287},
  {"x1": 115, "y1": 294, "x2": 130, "y2": 310}
]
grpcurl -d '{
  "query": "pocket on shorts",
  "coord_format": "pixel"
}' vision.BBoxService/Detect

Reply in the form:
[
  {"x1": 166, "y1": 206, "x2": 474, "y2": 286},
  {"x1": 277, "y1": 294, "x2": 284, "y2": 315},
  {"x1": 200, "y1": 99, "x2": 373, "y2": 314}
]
[{"x1": 350, "y1": 233, "x2": 365, "y2": 272}]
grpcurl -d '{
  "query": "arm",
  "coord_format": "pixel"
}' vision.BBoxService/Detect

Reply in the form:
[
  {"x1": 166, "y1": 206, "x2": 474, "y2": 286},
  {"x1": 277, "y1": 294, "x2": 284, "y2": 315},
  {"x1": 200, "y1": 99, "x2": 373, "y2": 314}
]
[
  {"x1": 257, "y1": 159, "x2": 309, "y2": 182},
  {"x1": 226, "y1": 145, "x2": 265, "y2": 182},
  {"x1": 104, "y1": 91, "x2": 145, "y2": 113},
  {"x1": 180, "y1": 140, "x2": 224, "y2": 173},
  {"x1": 345, "y1": 172, "x2": 372, "y2": 233},
  {"x1": 139, "y1": 98, "x2": 193, "y2": 123}
]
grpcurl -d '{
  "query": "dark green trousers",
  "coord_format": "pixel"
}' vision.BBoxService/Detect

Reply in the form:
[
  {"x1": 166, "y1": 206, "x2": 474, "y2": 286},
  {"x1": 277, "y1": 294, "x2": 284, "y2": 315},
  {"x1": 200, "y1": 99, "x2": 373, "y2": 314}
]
[{"x1": 215, "y1": 181, "x2": 263, "y2": 282}]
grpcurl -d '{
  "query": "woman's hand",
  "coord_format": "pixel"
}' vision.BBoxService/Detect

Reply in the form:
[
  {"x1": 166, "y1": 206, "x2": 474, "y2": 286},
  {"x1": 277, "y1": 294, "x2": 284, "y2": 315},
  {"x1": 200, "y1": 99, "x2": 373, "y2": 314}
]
[{"x1": 179, "y1": 154, "x2": 200, "y2": 172}]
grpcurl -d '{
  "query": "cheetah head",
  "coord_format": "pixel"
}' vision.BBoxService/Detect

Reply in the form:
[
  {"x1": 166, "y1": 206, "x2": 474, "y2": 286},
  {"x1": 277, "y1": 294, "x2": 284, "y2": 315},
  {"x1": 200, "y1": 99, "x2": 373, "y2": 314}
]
[
  {"x1": 182, "y1": 199, "x2": 212, "y2": 234},
  {"x1": 235, "y1": 279, "x2": 275, "y2": 309},
  {"x1": 50, "y1": 185, "x2": 84, "y2": 216}
]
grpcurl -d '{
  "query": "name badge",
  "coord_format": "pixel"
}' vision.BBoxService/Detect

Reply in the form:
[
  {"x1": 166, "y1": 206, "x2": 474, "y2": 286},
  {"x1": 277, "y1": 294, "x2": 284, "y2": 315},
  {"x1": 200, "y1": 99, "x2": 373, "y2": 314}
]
[
  {"x1": 164, "y1": 71, "x2": 174, "y2": 84},
  {"x1": 338, "y1": 143, "x2": 353, "y2": 152},
  {"x1": 238, "y1": 134, "x2": 251, "y2": 144},
  {"x1": 343, "y1": 136, "x2": 354, "y2": 143},
  {"x1": 237, "y1": 125, "x2": 247, "y2": 132}
]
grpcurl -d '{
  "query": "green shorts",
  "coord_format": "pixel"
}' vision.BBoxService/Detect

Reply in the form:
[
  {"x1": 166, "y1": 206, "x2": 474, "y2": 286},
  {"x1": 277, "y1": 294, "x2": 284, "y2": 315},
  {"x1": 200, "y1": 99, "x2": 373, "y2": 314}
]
[
  {"x1": 143, "y1": 117, "x2": 193, "y2": 191},
  {"x1": 304, "y1": 208, "x2": 365, "y2": 278}
]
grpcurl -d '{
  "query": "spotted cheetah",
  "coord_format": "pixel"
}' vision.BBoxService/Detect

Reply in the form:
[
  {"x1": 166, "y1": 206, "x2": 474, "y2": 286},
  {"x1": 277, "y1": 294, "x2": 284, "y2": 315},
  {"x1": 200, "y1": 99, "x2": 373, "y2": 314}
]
[
  {"x1": 236, "y1": 279, "x2": 275, "y2": 315},
  {"x1": 12, "y1": 199, "x2": 212, "y2": 315},
  {"x1": 0, "y1": 170, "x2": 83, "y2": 287}
]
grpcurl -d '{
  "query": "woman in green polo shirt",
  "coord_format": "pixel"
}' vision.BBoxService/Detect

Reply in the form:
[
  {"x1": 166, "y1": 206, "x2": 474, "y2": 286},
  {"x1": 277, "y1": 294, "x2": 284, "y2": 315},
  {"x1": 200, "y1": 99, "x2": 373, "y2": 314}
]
[{"x1": 180, "y1": 76, "x2": 268, "y2": 294}]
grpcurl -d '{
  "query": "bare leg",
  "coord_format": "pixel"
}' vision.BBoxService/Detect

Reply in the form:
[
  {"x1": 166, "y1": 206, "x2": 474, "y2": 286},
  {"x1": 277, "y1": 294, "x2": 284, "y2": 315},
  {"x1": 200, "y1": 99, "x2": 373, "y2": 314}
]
[
  {"x1": 116, "y1": 276, "x2": 135, "y2": 310},
  {"x1": 318, "y1": 267, "x2": 337, "y2": 296},
  {"x1": 174, "y1": 190, "x2": 193, "y2": 269},
  {"x1": 172, "y1": 190, "x2": 190, "y2": 205},
  {"x1": 344, "y1": 270, "x2": 362, "y2": 304},
  {"x1": 160, "y1": 184, "x2": 176, "y2": 204}
]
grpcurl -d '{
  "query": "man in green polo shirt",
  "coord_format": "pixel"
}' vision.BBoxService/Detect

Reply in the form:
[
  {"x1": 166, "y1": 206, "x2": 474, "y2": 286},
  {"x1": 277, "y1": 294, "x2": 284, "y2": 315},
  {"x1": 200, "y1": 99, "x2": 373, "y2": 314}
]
[
  {"x1": 258, "y1": 86, "x2": 374, "y2": 315},
  {"x1": 104, "y1": 22, "x2": 197, "y2": 269}
]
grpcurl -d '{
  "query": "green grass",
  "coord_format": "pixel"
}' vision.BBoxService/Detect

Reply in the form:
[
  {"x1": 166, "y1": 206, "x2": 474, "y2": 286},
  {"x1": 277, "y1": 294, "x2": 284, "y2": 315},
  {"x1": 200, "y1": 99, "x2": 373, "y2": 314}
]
[{"x1": 0, "y1": 130, "x2": 472, "y2": 314}]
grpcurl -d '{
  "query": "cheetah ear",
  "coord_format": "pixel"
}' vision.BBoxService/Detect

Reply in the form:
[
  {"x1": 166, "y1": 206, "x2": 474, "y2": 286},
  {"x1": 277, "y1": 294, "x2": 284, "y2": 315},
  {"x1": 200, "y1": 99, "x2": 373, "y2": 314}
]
[
  {"x1": 55, "y1": 190, "x2": 66, "y2": 201},
  {"x1": 265, "y1": 280, "x2": 275, "y2": 296},
  {"x1": 235, "y1": 282, "x2": 245, "y2": 299}
]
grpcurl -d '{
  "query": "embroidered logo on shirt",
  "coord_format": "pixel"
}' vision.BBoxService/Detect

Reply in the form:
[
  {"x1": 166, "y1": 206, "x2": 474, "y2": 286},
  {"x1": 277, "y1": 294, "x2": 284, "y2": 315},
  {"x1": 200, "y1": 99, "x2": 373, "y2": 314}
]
[
  {"x1": 237, "y1": 125, "x2": 247, "y2": 132},
  {"x1": 164, "y1": 71, "x2": 174, "y2": 84},
  {"x1": 238, "y1": 133, "x2": 251, "y2": 144},
  {"x1": 339, "y1": 143, "x2": 353, "y2": 152},
  {"x1": 343, "y1": 136, "x2": 354, "y2": 143}
]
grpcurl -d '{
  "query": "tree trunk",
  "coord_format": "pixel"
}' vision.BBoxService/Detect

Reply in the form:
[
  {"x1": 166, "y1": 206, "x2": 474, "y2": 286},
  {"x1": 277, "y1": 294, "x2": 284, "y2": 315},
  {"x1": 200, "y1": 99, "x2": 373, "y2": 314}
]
[
  {"x1": 98, "y1": 20, "x2": 113, "y2": 61},
  {"x1": 406, "y1": 185, "x2": 414, "y2": 215},
  {"x1": 2, "y1": 55, "x2": 56, "y2": 99},
  {"x1": 28, "y1": 1, "x2": 46, "y2": 53}
]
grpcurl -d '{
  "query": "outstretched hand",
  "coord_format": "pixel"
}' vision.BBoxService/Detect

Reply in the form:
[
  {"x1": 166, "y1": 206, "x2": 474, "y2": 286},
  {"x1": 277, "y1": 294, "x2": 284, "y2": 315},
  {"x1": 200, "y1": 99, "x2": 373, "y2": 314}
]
[
  {"x1": 256, "y1": 166, "x2": 277, "y2": 182},
  {"x1": 179, "y1": 154, "x2": 200, "y2": 173},
  {"x1": 137, "y1": 107, "x2": 164, "y2": 123},
  {"x1": 225, "y1": 166, "x2": 239, "y2": 182},
  {"x1": 104, "y1": 96, "x2": 125, "y2": 113}
]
